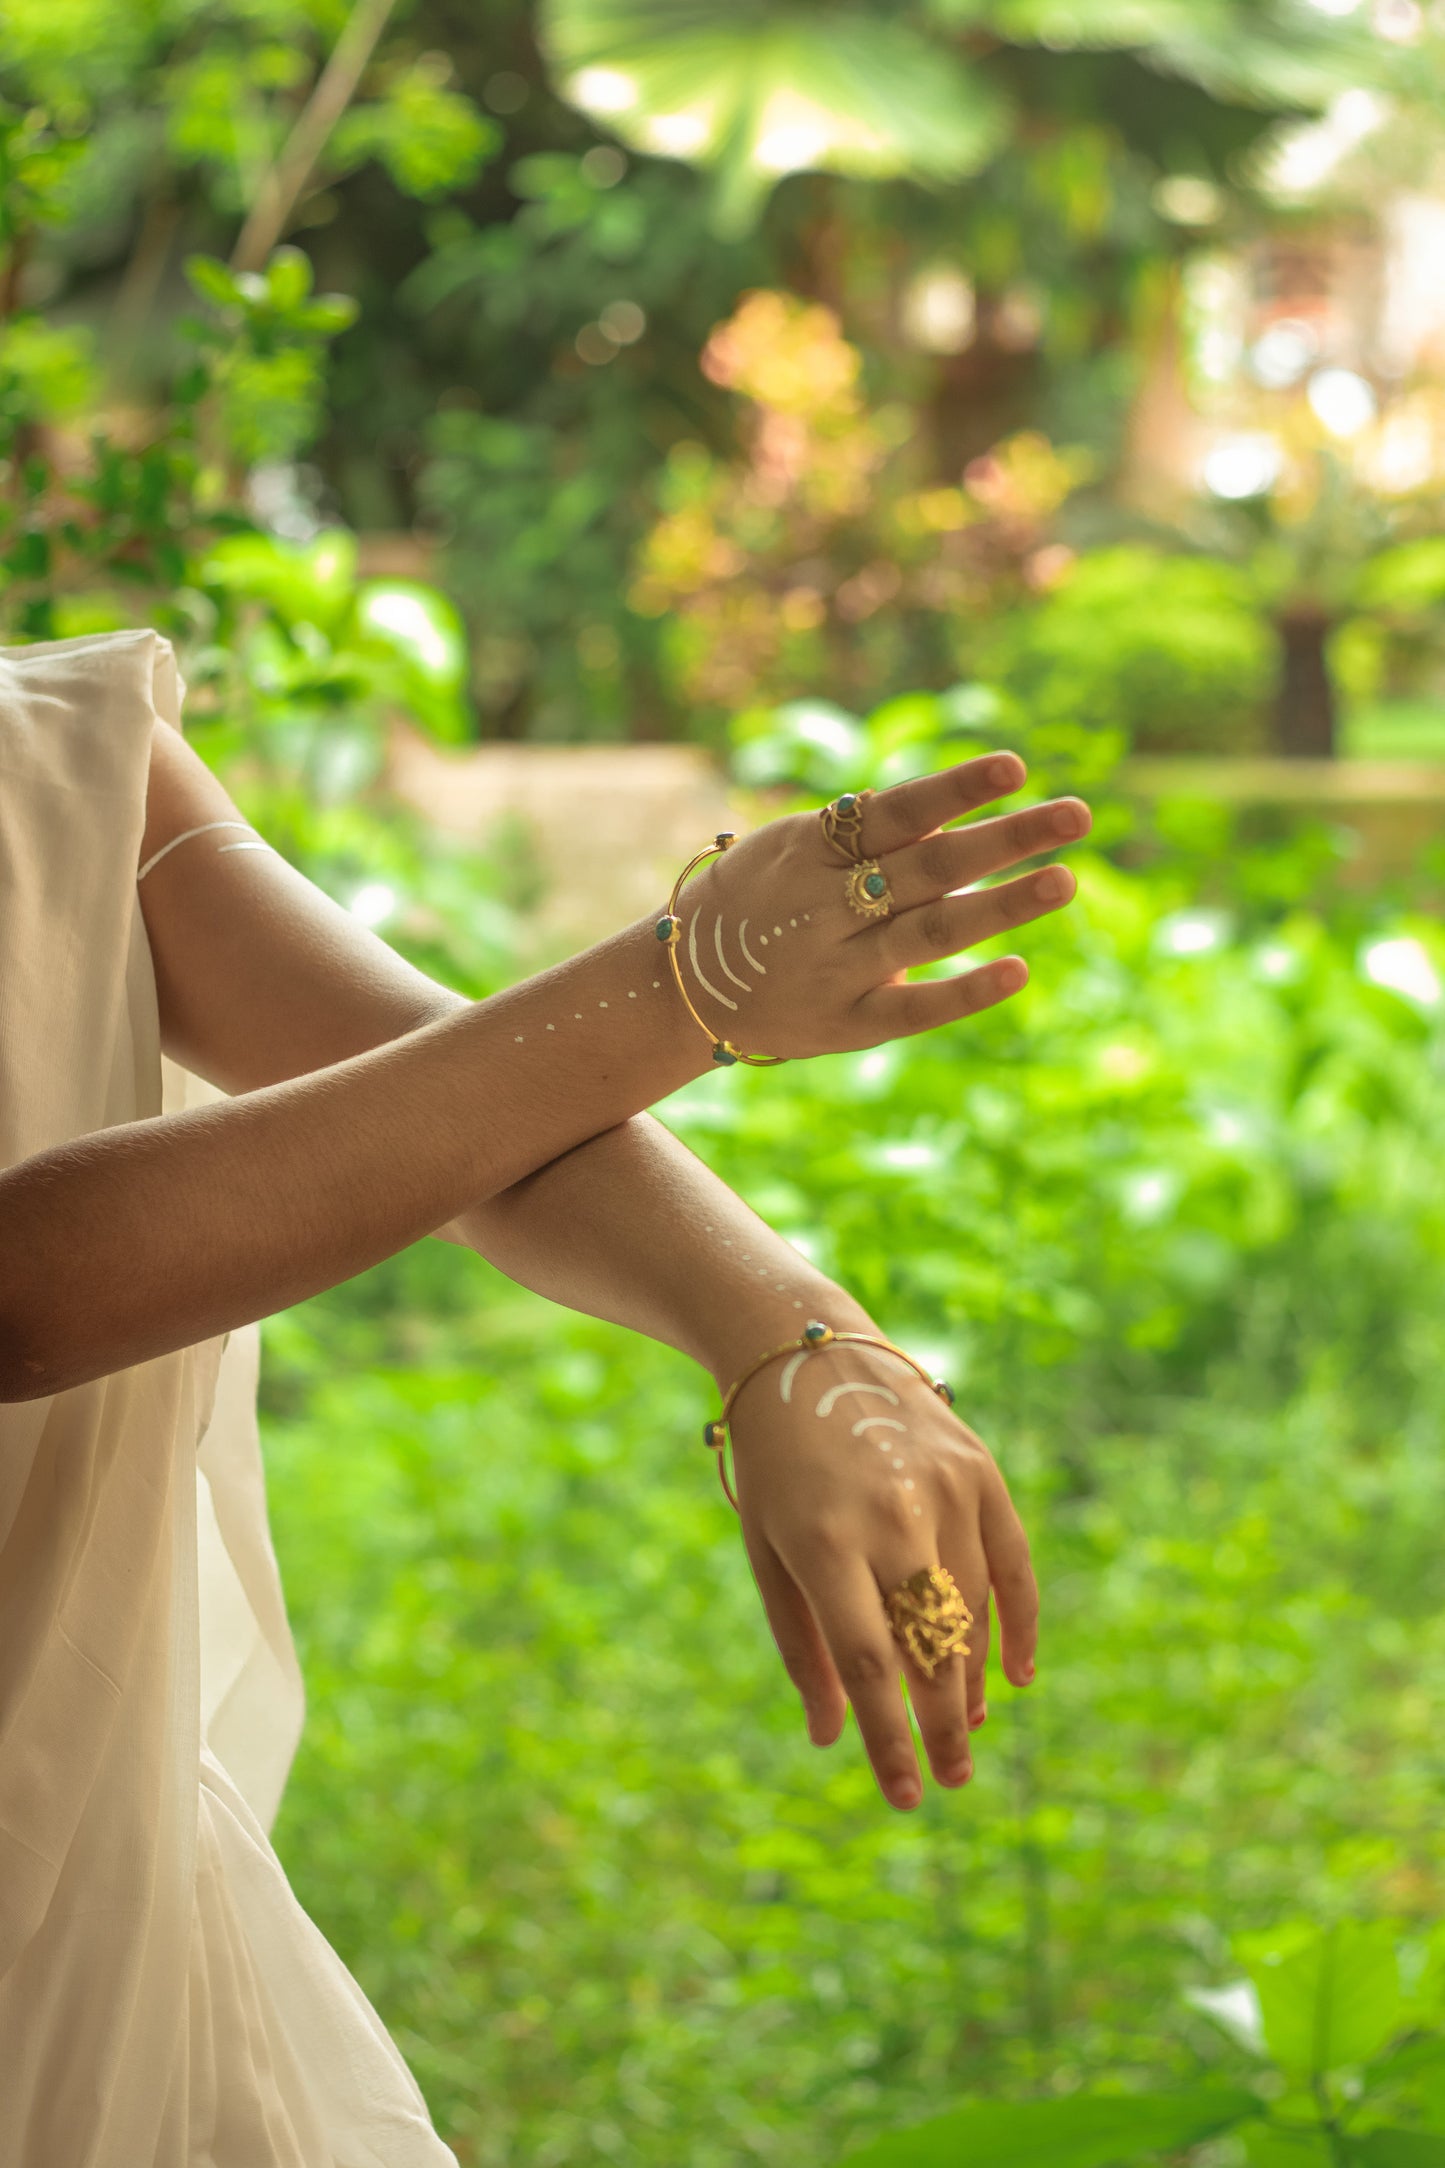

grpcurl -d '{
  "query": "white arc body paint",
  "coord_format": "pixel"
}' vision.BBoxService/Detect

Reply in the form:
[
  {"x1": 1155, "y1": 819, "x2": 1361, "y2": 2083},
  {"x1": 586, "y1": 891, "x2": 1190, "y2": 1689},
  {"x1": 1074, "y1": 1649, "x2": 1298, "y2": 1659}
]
[
  {"x1": 815, "y1": 1379, "x2": 900, "y2": 1420},
  {"x1": 688, "y1": 909, "x2": 737, "y2": 1011},
  {"x1": 778, "y1": 1351, "x2": 810, "y2": 1404},
  {"x1": 715, "y1": 916, "x2": 752, "y2": 993},
  {"x1": 738, "y1": 921, "x2": 766, "y2": 976},
  {"x1": 853, "y1": 1416, "x2": 907, "y2": 1438},
  {"x1": 136, "y1": 818, "x2": 260, "y2": 882}
]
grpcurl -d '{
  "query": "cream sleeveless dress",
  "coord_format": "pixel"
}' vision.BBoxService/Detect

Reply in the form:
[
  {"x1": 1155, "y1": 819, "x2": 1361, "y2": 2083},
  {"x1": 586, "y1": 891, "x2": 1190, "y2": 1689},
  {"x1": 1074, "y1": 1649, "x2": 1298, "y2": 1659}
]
[{"x1": 0, "y1": 630, "x2": 459, "y2": 2166}]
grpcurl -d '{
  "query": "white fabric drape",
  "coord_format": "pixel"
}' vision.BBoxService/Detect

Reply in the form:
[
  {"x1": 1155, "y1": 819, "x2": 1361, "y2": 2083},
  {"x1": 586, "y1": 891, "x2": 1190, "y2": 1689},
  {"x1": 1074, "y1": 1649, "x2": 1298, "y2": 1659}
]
[{"x1": 0, "y1": 629, "x2": 459, "y2": 2166}]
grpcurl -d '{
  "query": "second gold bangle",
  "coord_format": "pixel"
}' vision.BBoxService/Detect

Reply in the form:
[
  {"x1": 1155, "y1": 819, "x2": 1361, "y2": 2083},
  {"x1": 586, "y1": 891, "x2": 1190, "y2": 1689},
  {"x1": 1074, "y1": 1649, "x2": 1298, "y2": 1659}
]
[{"x1": 656, "y1": 832, "x2": 786, "y2": 1069}]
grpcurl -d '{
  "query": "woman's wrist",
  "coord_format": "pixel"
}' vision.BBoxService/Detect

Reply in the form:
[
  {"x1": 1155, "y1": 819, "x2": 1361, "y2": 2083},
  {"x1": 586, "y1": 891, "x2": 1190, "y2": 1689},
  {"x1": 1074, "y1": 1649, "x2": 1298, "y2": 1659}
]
[{"x1": 701, "y1": 1283, "x2": 879, "y2": 1395}]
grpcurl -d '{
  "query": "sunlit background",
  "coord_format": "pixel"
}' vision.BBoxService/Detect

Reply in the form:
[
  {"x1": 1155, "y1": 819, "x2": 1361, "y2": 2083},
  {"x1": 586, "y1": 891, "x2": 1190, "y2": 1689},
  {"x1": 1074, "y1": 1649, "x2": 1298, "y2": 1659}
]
[{"x1": 3, "y1": 2, "x2": 1445, "y2": 2163}]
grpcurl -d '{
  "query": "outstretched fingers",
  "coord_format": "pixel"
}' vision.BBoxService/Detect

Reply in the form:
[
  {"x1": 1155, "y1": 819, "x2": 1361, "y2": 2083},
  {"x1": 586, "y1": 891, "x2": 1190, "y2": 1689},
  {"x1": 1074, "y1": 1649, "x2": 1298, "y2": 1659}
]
[
  {"x1": 852, "y1": 954, "x2": 1028, "y2": 1045},
  {"x1": 878, "y1": 797, "x2": 1091, "y2": 916},
  {"x1": 793, "y1": 1551, "x2": 929, "y2": 1810},
  {"x1": 858, "y1": 752, "x2": 1027, "y2": 858},
  {"x1": 742, "y1": 1522, "x2": 849, "y2": 1746}
]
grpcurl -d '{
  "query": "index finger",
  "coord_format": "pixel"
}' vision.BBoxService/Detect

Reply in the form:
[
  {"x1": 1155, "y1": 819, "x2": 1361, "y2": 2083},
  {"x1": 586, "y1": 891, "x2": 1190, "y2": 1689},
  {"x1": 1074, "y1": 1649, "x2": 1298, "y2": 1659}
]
[
  {"x1": 858, "y1": 752, "x2": 1027, "y2": 857},
  {"x1": 800, "y1": 1553, "x2": 925, "y2": 1810}
]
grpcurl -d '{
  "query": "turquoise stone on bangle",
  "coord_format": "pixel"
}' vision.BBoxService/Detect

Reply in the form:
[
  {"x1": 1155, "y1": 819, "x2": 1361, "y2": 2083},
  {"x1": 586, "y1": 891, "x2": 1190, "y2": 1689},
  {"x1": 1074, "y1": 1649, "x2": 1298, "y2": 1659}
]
[
  {"x1": 934, "y1": 1379, "x2": 955, "y2": 1406},
  {"x1": 703, "y1": 1420, "x2": 725, "y2": 1449},
  {"x1": 836, "y1": 793, "x2": 858, "y2": 814},
  {"x1": 656, "y1": 915, "x2": 678, "y2": 940},
  {"x1": 863, "y1": 871, "x2": 887, "y2": 899},
  {"x1": 803, "y1": 1321, "x2": 833, "y2": 1345},
  {"x1": 712, "y1": 1042, "x2": 738, "y2": 1065}
]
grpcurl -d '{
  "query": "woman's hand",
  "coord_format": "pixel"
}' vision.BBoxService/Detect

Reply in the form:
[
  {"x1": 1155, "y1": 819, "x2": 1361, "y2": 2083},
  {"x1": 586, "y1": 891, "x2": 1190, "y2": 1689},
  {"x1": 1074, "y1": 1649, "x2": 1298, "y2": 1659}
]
[
  {"x1": 725, "y1": 1333, "x2": 1037, "y2": 1808},
  {"x1": 676, "y1": 751, "x2": 1090, "y2": 1060}
]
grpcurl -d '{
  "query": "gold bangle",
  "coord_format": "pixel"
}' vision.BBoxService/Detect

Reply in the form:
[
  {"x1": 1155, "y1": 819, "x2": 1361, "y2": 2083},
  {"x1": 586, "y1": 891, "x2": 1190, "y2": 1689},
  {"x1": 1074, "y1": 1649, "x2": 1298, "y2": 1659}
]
[
  {"x1": 702, "y1": 1319, "x2": 956, "y2": 1512},
  {"x1": 655, "y1": 832, "x2": 786, "y2": 1069}
]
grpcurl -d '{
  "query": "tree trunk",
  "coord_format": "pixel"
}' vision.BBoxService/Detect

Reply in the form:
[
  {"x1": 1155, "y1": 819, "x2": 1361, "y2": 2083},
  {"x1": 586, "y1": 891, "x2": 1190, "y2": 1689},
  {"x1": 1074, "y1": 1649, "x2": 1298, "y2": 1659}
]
[{"x1": 1271, "y1": 606, "x2": 1337, "y2": 758}]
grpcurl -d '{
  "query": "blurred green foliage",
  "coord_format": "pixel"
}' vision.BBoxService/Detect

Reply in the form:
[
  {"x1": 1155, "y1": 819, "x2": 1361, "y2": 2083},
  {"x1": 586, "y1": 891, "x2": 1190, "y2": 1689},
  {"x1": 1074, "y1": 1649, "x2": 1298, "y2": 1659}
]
[
  {"x1": 854, "y1": 1915, "x2": 1445, "y2": 2164},
  {"x1": 255, "y1": 692, "x2": 1445, "y2": 2164},
  {"x1": 4, "y1": 0, "x2": 1437, "y2": 746}
]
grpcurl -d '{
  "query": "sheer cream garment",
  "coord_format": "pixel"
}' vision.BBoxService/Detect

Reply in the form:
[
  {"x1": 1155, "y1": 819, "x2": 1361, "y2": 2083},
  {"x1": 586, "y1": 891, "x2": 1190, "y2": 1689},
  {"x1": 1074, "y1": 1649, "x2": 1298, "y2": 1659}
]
[{"x1": 0, "y1": 630, "x2": 459, "y2": 2167}]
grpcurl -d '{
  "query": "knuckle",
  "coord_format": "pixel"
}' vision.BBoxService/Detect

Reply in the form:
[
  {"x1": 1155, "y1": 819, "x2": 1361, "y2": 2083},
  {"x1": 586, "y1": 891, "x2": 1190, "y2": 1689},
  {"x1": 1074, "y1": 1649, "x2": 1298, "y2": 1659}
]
[
  {"x1": 996, "y1": 1562, "x2": 1039, "y2": 1617},
  {"x1": 917, "y1": 835, "x2": 954, "y2": 888},
  {"x1": 995, "y1": 879, "x2": 1031, "y2": 927},
  {"x1": 928, "y1": 1718, "x2": 973, "y2": 1762},
  {"x1": 920, "y1": 901, "x2": 952, "y2": 952},
  {"x1": 1009, "y1": 808, "x2": 1038, "y2": 855},
  {"x1": 806, "y1": 1513, "x2": 852, "y2": 1561},
  {"x1": 836, "y1": 1642, "x2": 892, "y2": 1694},
  {"x1": 936, "y1": 1443, "x2": 983, "y2": 1510}
]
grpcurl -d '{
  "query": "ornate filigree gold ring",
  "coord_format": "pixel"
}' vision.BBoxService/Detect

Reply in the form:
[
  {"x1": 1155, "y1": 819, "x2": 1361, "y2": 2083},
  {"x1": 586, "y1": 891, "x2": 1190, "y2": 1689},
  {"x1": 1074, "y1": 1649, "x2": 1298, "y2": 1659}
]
[{"x1": 883, "y1": 1564, "x2": 974, "y2": 1680}]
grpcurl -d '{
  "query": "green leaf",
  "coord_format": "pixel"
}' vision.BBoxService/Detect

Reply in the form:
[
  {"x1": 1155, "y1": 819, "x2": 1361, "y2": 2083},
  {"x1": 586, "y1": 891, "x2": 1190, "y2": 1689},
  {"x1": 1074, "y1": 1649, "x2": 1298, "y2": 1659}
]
[
  {"x1": 1346, "y1": 2137, "x2": 1445, "y2": 2168},
  {"x1": 1242, "y1": 1923, "x2": 1404, "y2": 2078},
  {"x1": 198, "y1": 529, "x2": 358, "y2": 632},
  {"x1": 841, "y1": 2088, "x2": 1261, "y2": 2168},
  {"x1": 1243, "y1": 2130, "x2": 1334, "y2": 2168},
  {"x1": 1354, "y1": 541, "x2": 1445, "y2": 617},
  {"x1": 265, "y1": 245, "x2": 315, "y2": 312},
  {"x1": 730, "y1": 697, "x2": 863, "y2": 791},
  {"x1": 356, "y1": 579, "x2": 473, "y2": 742},
  {"x1": 184, "y1": 253, "x2": 243, "y2": 310},
  {"x1": 539, "y1": 1, "x2": 1009, "y2": 236}
]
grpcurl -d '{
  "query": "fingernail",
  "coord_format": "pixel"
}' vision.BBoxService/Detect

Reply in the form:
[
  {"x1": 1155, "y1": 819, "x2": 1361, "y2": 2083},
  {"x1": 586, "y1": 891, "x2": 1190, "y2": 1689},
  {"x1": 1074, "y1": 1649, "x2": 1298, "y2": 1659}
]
[
  {"x1": 1023, "y1": 1663, "x2": 1036, "y2": 1684},
  {"x1": 943, "y1": 1761, "x2": 973, "y2": 1787},
  {"x1": 969, "y1": 1704, "x2": 987, "y2": 1729},
  {"x1": 1038, "y1": 866, "x2": 1071, "y2": 902},
  {"x1": 1053, "y1": 802, "x2": 1087, "y2": 838},
  {"x1": 893, "y1": 1779, "x2": 923, "y2": 1810},
  {"x1": 989, "y1": 756, "x2": 1019, "y2": 790}
]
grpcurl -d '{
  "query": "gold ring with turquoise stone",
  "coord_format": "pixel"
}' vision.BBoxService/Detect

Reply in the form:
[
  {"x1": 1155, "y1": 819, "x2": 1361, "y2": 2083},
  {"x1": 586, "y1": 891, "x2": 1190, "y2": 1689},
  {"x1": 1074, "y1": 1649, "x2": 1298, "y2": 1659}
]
[{"x1": 846, "y1": 858, "x2": 893, "y2": 920}]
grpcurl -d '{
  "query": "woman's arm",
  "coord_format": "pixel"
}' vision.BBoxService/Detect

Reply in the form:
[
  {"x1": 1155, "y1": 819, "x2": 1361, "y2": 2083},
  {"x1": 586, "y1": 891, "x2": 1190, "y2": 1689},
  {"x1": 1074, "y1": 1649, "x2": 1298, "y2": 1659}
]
[
  {"x1": 0, "y1": 724, "x2": 1077, "y2": 1403},
  {"x1": 0, "y1": 720, "x2": 1075, "y2": 1806}
]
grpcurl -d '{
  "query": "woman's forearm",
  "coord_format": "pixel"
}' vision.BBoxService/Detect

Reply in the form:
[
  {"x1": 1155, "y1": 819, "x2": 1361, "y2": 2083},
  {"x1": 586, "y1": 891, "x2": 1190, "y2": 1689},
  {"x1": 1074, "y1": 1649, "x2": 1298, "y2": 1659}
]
[
  {"x1": 446, "y1": 1114, "x2": 877, "y2": 1389},
  {"x1": 0, "y1": 923, "x2": 705, "y2": 1400}
]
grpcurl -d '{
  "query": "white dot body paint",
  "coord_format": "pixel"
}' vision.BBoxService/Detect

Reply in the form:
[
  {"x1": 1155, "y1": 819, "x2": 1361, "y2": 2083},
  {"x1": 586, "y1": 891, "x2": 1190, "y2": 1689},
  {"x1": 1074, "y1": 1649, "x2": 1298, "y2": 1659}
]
[
  {"x1": 600, "y1": 1001, "x2": 608, "y2": 1008},
  {"x1": 892, "y1": 1457, "x2": 905, "y2": 1469},
  {"x1": 688, "y1": 908, "x2": 736, "y2": 1011},
  {"x1": 514, "y1": 1035, "x2": 523, "y2": 1043},
  {"x1": 546, "y1": 1023, "x2": 555, "y2": 1030},
  {"x1": 913, "y1": 1505, "x2": 923, "y2": 1517},
  {"x1": 758, "y1": 935, "x2": 769, "y2": 947},
  {"x1": 789, "y1": 918, "x2": 797, "y2": 928},
  {"x1": 653, "y1": 980, "x2": 661, "y2": 988},
  {"x1": 774, "y1": 926, "x2": 782, "y2": 937},
  {"x1": 628, "y1": 990, "x2": 637, "y2": 999},
  {"x1": 904, "y1": 1478, "x2": 915, "y2": 1490}
]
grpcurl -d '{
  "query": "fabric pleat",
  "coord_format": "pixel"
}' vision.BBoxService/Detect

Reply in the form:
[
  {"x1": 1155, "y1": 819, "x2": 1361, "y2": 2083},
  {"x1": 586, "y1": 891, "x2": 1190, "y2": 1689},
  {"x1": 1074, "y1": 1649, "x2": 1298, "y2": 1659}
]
[{"x1": 0, "y1": 629, "x2": 458, "y2": 2167}]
